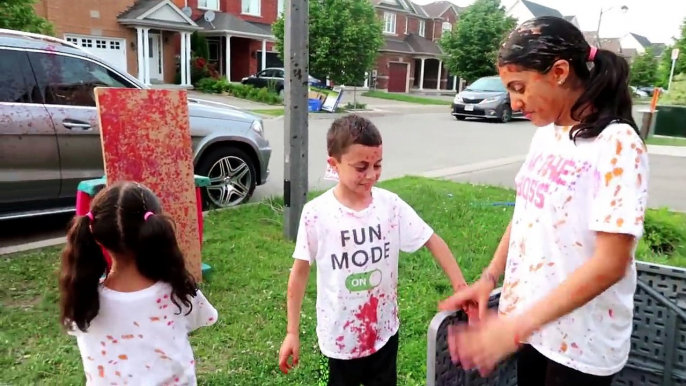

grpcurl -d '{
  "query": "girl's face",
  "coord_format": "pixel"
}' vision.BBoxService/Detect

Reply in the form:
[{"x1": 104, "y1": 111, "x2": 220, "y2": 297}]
[{"x1": 498, "y1": 61, "x2": 571, "y2": 127}]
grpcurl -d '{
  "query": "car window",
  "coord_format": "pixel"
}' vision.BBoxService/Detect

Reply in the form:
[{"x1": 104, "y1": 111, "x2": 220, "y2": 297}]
[
  {"x1": 466, "y1": 77, "x2": 506, "y2": 92},
  {"x1": 274, "y1": 69, "x2": 284, "y2": 78},
  {"x1": 29, "y1": 52, "x2": 133, "y2": 107},
  {"x1": 258, "y1": 69, "x2": 274, "y2": 78},
  {"x1": 0, "y1": 49, "x2": 41, "y2": 104}
]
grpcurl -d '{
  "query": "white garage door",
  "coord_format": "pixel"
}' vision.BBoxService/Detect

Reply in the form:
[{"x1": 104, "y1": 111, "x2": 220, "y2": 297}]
[{"x1": 64, "y1": 35, "x2": 127, "y2": 73}]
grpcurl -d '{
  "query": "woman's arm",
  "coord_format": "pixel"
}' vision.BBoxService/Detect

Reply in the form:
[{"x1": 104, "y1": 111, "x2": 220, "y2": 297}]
[{"x1": 514, "y1": 231, "x2": 634, "y2": 339}]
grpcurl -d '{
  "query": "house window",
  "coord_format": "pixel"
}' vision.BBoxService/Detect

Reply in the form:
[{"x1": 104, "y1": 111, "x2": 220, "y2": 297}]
[
  {"x1": 419, "y1": 20, "x2": 425, "y2": 37},
  {"x1": 242, "y1": 0, "x2": 260, "y2": 16},
  {"x1": 198, "y1": 0, "x2": 219, "y2": 10},
  {"x1": 278, "y1": 0, "x2": 285, "y2": 15},
  {"x1": 384, "y1": 12, "x2": 396, "y2": 34},
  {"x1": 442, "y1": 22, "x2": 452, "y2": 33},
  {"x1": 404, "y1": 17, "x2": 408, "y2": 34}
]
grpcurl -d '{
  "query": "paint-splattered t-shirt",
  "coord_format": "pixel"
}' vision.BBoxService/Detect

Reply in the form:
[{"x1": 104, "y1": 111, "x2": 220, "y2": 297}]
[
  {"x1": 69, "y1": 282, "x2": 218, "y2": 385},
  {"x1": 500, "y1": 123, "x2": 649, "y2": 376},
  {"x1": 294, "y1": 187, "x2": 433, "y2": 360}
]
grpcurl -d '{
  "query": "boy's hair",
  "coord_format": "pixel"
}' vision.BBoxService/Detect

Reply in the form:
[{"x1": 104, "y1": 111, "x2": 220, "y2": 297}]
[
  {"x1": 327, "y1": 114, "x2": 382, "y2": 159},
  {"x1": 59, "y1": 181, "x2": 198, "y2": 332}
]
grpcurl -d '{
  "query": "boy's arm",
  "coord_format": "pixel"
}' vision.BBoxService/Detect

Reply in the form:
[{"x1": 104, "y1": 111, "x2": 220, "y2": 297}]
[
  {"x1": 286, "y1": 259, "x2": 311, "y2": 335},
  {"x1": 425, "y1": 234, "x2": 467, "y2": 291}
]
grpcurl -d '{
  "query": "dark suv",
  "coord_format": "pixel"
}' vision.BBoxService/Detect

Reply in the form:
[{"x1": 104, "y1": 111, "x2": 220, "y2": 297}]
[{"x1": 0, "y1": 29, "x2": 272, "y2": 220}]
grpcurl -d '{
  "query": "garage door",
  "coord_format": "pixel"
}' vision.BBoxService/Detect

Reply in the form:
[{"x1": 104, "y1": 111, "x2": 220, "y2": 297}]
[
  {"x1": 65, "y1": 35, "x2": 127, "y2": 72},
  {"x1": 387, "y1": 62, "x2": 407, "y2": 93}
]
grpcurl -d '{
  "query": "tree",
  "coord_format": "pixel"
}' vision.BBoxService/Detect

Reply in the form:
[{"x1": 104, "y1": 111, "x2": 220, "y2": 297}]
[
  {"x1": 674, "y1": 17, "x2": 686, "y2": 76},
  {"x1": 630, "y1": 47, "x2": 659, "y2": 87},
  {"x1": 273, "y1": 0, "x2": 383, "y2": 90},
  {"x1": 439, "y1": 0, "x2": 516, "y2": 82},
  {"x1": 0, "y1": 0, "x2": 54, "y2": 35}
]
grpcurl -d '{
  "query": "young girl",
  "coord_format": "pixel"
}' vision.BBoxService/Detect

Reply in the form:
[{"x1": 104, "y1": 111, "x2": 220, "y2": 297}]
[
  {"x1": 59, "y1": 181, "x2": 218, "y2": 385},
  {"x1": 440, "y1": 16, "x2": 649, "y2": 386}
]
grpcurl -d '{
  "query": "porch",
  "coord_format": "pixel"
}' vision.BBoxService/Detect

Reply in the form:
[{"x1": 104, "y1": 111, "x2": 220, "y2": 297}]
[
  {"x1": 118, "y1": 0, "x2": 203, "y2": 86},
  {"x1": 413, "y1": 57, "x2": 462, "y2": 92},
  {"x1": 195, "y1": 12, "x2": 278, "y2": 82}
]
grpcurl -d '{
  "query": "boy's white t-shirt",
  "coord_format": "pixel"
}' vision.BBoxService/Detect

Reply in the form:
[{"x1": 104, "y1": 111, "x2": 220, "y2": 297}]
[
  {"x1": 293, "y1": 187, "x2": 434, "y2": 360},
  {"x1": 500, "y1": 123, "x2": 649, "y2": 376},
  {"x1": 69, "y1": 282, "x2": 218, "y2": 385}
]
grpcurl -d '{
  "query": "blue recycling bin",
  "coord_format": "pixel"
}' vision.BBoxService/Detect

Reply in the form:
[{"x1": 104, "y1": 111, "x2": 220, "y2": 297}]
[{"x1": 308, "y1": 98, "x2": 323, "y2": 112}]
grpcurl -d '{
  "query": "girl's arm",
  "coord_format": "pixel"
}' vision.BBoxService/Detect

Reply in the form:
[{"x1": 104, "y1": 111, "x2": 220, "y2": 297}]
[
  {"x1": 425, "y1": 233, "x2": 467, "y2": 291},
  {"x1": 484, "y1": 221, "x2": 512, "y2": 281},
  {"x1": 514, "y1": 231, "x2": 634, "y2": 339}
]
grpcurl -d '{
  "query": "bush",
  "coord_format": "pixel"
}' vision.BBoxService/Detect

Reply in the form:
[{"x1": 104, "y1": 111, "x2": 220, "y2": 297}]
[
  {"x1": 660, "y1": 73, "x2": 686, "y2": 105},
  {"x1": 195, "y1": 77, "x2": 283, "y2": 105},
  {"x1": 190, "y1": 32, "x2": 209, "y2": 61},
  {"x1": 637, "y1": 207, "x2": 686, "y2": 258}
]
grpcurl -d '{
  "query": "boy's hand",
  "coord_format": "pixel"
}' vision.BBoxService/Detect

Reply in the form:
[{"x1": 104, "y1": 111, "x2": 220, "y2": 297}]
[{"x1": 278, "y1": 333, "x2": 300, "y2": 374}]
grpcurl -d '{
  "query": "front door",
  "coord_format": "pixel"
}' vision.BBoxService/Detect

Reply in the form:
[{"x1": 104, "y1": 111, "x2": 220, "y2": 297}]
[{"x1": 148, "y1": 33, "x2": 163, "y2": 82}]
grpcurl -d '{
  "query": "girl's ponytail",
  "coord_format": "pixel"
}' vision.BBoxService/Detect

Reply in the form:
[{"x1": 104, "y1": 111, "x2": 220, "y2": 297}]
[
  {"x1": 59, "y1": 213, "x2": 106, "y2": 332},
  {"x1": 134, "y1": 212, "x2": 197, "y2": 315},
  {"x1": 570, "y1": 47, "x2": 638, "y2": 140}
]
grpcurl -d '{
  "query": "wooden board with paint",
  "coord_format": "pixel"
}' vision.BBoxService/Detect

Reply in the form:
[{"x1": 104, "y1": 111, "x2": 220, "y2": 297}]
[{"x1": 94, "y1": 88, "x2": 202, "y2": 280}]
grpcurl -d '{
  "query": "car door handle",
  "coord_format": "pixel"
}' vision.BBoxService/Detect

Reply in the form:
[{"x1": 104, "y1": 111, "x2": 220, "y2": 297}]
[{"x1": 62, "y1": 120, "x2": 92, "y2": 131}]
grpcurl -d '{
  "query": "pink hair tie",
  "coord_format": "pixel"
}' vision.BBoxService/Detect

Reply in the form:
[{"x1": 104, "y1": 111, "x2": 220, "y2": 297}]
[
  {"x1": 144, "y1": 211, "x2": 154, "y2": 220},
  {"x1": 85, "y1": 212, "x2": 94, "y2": 221},
  {"x1": 588, "y1": 46, "x2": 597, "y2": 61}
]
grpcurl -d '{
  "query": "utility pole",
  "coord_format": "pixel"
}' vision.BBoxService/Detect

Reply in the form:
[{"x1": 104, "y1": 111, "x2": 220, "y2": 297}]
[{"x1": 283, "y1": 0, "x2": 309, "y2": 241}]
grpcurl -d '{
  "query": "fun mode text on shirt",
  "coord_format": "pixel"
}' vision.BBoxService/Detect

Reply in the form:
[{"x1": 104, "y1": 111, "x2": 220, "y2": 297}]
[
  {"x1": 331, "y1": 224, "x2": 390, "y2": 271},
  {"x1": 517, "y1": 152, "x2": 583, "y2": 208}
]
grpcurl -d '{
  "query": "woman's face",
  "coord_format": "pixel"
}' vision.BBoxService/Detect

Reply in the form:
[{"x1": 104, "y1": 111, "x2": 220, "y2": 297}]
[{"x1": 498, "y1": 62, "x2": 570, "y2": 127}]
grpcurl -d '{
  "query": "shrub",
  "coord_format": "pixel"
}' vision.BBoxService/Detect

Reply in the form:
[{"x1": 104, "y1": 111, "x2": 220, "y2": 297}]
[
  {"x1": 660, "y1": 73, "x2": 686, "y2": 106},
  {"x1": 637, "y1": 207, "x2": 686, "y2": 258},
  {"x1": 195, "y1": 77, "x2": 283, "y2": 105},
  {"x1": 190, "y1": 32, "x2": 210, "y2": 61}
]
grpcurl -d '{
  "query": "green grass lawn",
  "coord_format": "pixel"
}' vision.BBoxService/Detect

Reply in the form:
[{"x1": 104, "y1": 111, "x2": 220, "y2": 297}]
[
  {"x1": 362, "y1": 91, "x2": 453, "y2": 105},
  {"x1": 1, "y1": 177, "x2": 685, "y2": 385},
  {"x1": 646, "y1": 136, "x2": 686, "y2": 147},
  {"x1": 250, "y1": 108, "x2": 285, "y2": 117}
]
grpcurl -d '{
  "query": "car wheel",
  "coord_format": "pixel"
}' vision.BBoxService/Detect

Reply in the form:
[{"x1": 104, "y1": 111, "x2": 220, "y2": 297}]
[
  {"x1": 455, "y1": 116, "x2": 466, "y2": 121},
  {"x1": 499, "y1": 105, "x2": 512, "y2": 123},
  {"x1": 196, "y1": 146, "x2": 257, "y2": 209}
]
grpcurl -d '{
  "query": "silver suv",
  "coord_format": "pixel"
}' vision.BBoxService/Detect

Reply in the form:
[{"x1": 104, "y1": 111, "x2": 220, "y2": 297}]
[{"x1": 0, "y1": 29, "x2": 271, "y2": 220}]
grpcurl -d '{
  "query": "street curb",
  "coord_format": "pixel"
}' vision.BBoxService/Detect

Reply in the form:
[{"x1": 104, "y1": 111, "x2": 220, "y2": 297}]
[
  {"x1": 0, "y1": 202, "x2": 263, "y2": 257},
  {"x1": 420, "y1": 155, "x2": 527, "y2": 179}
]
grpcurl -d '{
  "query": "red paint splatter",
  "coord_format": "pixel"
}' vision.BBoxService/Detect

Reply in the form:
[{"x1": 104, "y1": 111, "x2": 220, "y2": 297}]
[
  {"x1": 351, "y1": 295, "x2": 379, "y2": 356},
  {"x1": 608, "y1": 309, "x2": 614, "y2": 318},
  {"x1": 335, "y1": 335, "x2": 345, "y2": 350}
]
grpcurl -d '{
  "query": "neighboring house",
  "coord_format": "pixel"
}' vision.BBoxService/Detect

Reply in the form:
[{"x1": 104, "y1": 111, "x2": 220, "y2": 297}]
[
  {"x1": 506, "y1": 0, "x2": 579, "y2": 29},
  {"x1": 371, "y1": 0, "x2": 461, "y2": 92},
  {"x1": 33, "y1": 0, "x2": 283, "y2": 86},
  {"x1": 34, "y1": 0, "x2": 202, "y2": 86},
  {"x1": 620, "y1": 33, "x2": 666, "y2": 57}
]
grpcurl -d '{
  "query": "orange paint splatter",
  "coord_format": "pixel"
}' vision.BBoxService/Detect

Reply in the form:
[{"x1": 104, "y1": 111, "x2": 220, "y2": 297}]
[
  {"x1": 614, "y1": 185, "x2": 622, "y2": 196},
  {"x1": 611, "y1": 199, "x2": 616, "y2": 206},
  {"x1": 560, "y1": 341, "x2": 568, "y2": 352},
  {"x1": 155, "y1": 348, "x2": 166, "y2": 355},
  {"x1": 150, "y1": 317, "x2": 160, "y2": 322},
  {"x1": 616, "y1": 218, "x2": 624, "y2": 227},
  {"x1": 97, "y1": 365, "x2": 104, "y2": 378},
  {"x1": 115, "y1": 370, "x2": 122, "y2": 377},
  {"x1": 612, "y1": 167, "x2": 624, "y2": 177},
  {"x1": 106, "y1": 335, "x2": 114, "y2": 340},
  {"x1": 637, "y1": 174, "x2": 643, "y2": 186},
  {"x1": 615, "y1": 139, "x2": 623, "y2": 155},
  {"x1": 604, "y1": 172, "x2": 613, "y2": 187},
  {"x1": 121, "y1": 334, "x2": 134, "y2": 340},
  {"x1": 635, "y1": 216, "x2": 644, "y2": 225},
  {"x1": 118, "y1": 354, "x2": 128, "y2": 360},
  {"x1": 611, "y1": 158, "x2": 618, "y2": 165},
  {"x1": 604, "y1": 215, "x2": 611, "y2": 223},
  {"x1": 101, "y1": 350, "x2": 106, "y2": 356},
  {"x1": 547, "y1": 262, "x2": 555, "y2": 266}
]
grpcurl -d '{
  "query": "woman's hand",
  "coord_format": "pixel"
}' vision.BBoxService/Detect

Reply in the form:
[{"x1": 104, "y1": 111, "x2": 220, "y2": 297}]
[
  {"x1": 439, "y1": 275, "x2": 496, "y2": 319},
  {"x1": 447, "y1": 313, "x2": 523, "y2": 376}
]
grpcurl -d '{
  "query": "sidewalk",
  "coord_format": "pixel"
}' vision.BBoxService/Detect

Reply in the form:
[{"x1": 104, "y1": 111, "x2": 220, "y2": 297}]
[{"x1": 649, "y1": 144, "x2": 686, "y2": 157}]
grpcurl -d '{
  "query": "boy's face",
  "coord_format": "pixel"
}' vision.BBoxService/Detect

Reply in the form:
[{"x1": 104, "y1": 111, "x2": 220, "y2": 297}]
[{"x1": 328, "y1": 144, "x2": 383, "y2": 195}]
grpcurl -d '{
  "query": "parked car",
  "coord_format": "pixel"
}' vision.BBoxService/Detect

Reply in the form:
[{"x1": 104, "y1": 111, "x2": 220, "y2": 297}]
[
  {"x1": 451, "y1": 76, "x2": 523, "y2": 123},
  {"x1": 0, "y1": 29, "x2": 271, "y2": 221},
  {"x1": 631, "y1": 86, "x2": 649, "y2": 98},
  {"x1": 241, "y1": 67, "x2": 285, "y2": 97},
  {"x1": 308, "y1": 75, "x2": 331, "y2": 90}
]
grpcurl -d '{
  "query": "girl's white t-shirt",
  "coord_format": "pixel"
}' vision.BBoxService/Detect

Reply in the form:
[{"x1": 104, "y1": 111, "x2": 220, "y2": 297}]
[
  {"x1": 500, "y1": 123, "x2": 649, "y2": 376},
  {"x1": 69, "y1": 282, "x2": 218, "y2": 385}
]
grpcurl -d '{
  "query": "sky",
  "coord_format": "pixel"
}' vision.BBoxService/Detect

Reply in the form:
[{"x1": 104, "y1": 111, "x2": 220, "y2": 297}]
[{"x1": 411, "y1": 0, "x2": 686, "y2": 44}]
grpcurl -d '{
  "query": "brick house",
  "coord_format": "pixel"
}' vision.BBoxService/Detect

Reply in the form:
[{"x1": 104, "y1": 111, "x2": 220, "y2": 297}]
[
  {"x1": 371, "y1": 0, "x2": 462, "y2": 93},
  {"x1": 34, "y1": 0, "x2": 203, "y2": 86},
  {"x1": 33, "y1": 0, "x2": 283, "y2": 86}
]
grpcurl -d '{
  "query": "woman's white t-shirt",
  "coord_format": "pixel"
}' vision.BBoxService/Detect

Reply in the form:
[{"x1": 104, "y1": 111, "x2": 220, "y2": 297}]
[
  {"x1": 69, "y1": 282, "x2": 218, "y2": 385},
  {"x1": 499, "y1": 123, "x2": 649, "y2": 376}
]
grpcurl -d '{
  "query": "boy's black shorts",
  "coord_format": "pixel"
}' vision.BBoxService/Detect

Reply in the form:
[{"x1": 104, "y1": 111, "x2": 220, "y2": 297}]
[{"x1": 325, "y1": 332, "x2": 399, "y2": 386}]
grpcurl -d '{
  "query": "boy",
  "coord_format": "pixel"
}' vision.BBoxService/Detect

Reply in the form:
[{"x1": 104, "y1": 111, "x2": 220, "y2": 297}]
[{"x1": 278, "y1": 115, "x2": 467, "y2": 386}]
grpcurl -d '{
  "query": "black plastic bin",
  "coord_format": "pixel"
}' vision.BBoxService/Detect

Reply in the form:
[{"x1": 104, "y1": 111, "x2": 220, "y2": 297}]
[{"x1": 653, "y1": 105, "x2": 686, "y2": 138}]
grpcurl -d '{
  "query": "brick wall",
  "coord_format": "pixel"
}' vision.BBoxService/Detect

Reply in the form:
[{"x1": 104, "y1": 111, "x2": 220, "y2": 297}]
[
  {"x1": 225, "y1": 0, "x2": 280, "y2": 24},
  {"x1": 34, "y1": 0, "x2": 142, "y2": 78}
]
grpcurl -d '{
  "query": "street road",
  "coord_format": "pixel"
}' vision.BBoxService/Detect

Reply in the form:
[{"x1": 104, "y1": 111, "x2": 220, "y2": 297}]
[{"x1": 1, "y1": 106, "x2": 682, "y2": 250}]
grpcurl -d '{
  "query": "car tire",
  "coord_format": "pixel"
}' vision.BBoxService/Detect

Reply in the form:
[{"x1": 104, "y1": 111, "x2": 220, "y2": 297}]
[
  {"x1": 195, "y1": 146, "x2": 257, "y2": 210},
  {"x1": 499, "y1": 105, "x2": 512, "y2": 123},
  {"x1": 455, "y1": 116, "x2": 466, "y2": 121}
]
